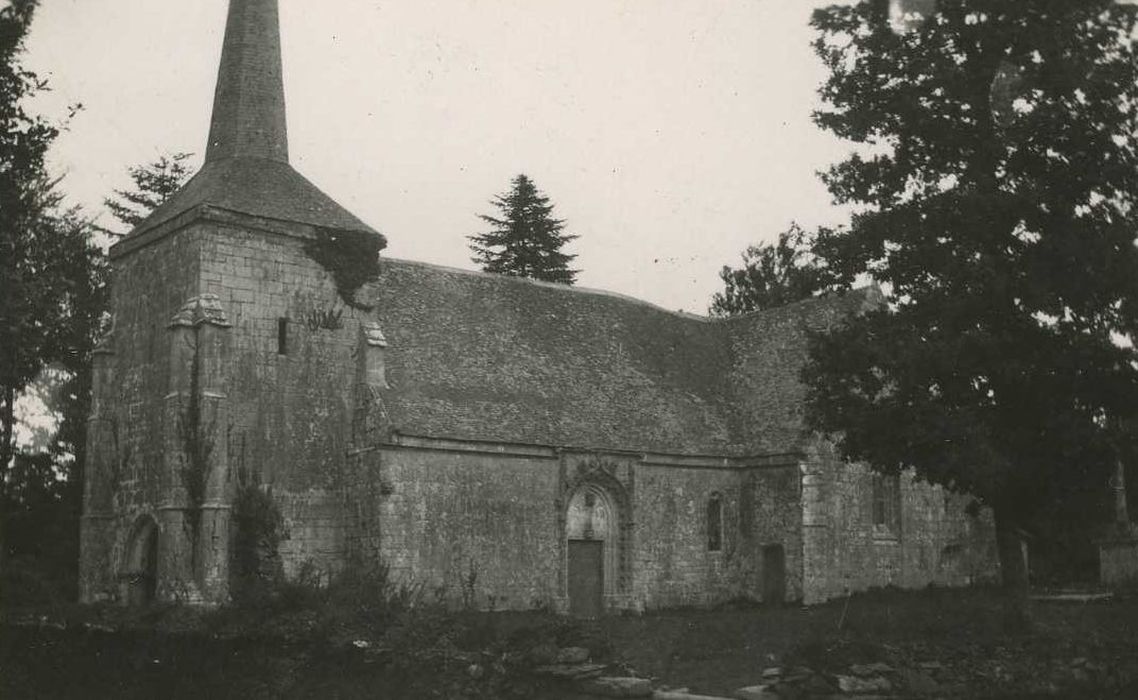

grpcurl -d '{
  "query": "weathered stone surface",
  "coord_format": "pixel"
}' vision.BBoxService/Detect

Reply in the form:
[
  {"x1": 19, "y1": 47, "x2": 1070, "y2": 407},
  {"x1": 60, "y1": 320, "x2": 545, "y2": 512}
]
[
  {"x1": 732, "y1": 684, "x2": 781, "y2": 699},
  {"x1": 850, "y1": 662, "x2": 894, "y2": 677},
  {"x1": 80, "y1": 0, "x2": 1001, "y2": 614},
  {"x1": 557, "y1": 646, "x2": 591, "y2": 664},
  {"x1": 576, "y1": 676, "x2": 654, "y2": 697},
  {"x1": 896, "y1": 668, "x2": 940, "y2": 694},
  {"x1": 534, "y1": 663, "x2": 608, "y2": 679},
  {"x1": 796, "y1": 673, "x2": 836, "y2": 695},
  {"x1": 836, "y1": 674, "x2": 893, "y2": 693},
  {"x1": 652, "y1": 691, "x2": 735, "y2": 700}
]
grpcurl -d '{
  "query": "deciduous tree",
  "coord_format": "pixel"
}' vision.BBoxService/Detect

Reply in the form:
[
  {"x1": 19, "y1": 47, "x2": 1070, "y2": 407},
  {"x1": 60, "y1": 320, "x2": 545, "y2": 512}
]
[
  {"x1": 801, "y1": 0, "x2": 1138, "y2": 626},
  {"x1": 710, "y1": 223, "x2": 841, "y2": 316},
  {"x1": 0, "y1": 0, "x2": 107, "y2": 573}
]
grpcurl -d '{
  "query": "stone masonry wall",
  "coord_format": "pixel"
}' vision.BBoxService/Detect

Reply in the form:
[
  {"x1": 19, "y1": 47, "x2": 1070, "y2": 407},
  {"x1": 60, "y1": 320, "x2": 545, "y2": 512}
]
[
  {"x1": 746, "y1": 466, "x2": 805, "y2": 602},
  {"x1": 197, "y1": 221, "x2": 373, "y2": 579},
  {"x1": 801, "y1": 443, "x2": 998, "y2": 604},
  {"x1": 365, "y1": 447, "x2": 562, "y2": 611},
  {"x1": 632, "y1": 465, "x2": 741, "y2": 609},
  {"x1": 360, "y1": 445, "x2": 806, "y2": 613},
  {"x1": 81, "y1": 228, "x2": 202, "y2": 602},
  {"x1": 721, "y1": 290, "x2": 876, "y2": 455}
]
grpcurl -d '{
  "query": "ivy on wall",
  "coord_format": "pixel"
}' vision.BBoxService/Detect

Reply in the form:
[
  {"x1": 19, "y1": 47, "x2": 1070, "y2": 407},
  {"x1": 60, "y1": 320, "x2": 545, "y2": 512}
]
[
  {"x1": 177, "y1": 343, "x2": 214, "y2": 574},
  {"x1": 304, "y1": 228, "x2": 385, "y2": 311},
  {"x1": 230, "y1": 479, "x2": 285, "y2": 602}
]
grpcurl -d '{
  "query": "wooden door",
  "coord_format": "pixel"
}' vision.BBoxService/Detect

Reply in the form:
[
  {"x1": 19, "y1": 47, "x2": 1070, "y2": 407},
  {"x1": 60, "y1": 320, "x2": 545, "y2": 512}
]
[
  {"x1": 568, "y1": 539, "x2": 604, "y2": 617},
  {"x1": 762, "y1": 544, "x2": 786, "y2": 605}
]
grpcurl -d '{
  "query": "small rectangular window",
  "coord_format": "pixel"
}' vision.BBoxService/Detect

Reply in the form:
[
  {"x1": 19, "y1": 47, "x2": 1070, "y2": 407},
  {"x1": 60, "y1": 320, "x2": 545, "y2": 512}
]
[
  {"x1": 872, "y1": 473, "x2": 901, "y2": 533},
  {"x1": 707, "y1": 496, "x2": 723, "y2": 552},
  {"x1": 277, "y1": 318, "x2": 289, "y2": 355}
]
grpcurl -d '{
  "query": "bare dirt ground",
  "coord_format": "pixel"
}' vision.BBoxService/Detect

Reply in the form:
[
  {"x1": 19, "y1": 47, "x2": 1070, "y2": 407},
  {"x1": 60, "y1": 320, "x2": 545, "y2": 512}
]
[{"x1": 2, "y1": 586, "x2": 1137, "y2": 698}]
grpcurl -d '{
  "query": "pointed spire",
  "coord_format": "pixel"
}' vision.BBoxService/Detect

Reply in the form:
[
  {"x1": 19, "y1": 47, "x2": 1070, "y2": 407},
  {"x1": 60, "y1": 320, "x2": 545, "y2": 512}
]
[
  {"x1": 206, "y1": 0, "x2": 289, "y2": 163},
  {"x1": 121, "y1": 0, "x2": 384, "y2": 245}
]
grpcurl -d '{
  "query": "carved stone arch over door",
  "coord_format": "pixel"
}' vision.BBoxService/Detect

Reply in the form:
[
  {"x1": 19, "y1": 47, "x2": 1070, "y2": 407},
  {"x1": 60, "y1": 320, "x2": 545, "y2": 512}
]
[{"x1": 557, "y1": 455, "x2": 635, "y2": 615}]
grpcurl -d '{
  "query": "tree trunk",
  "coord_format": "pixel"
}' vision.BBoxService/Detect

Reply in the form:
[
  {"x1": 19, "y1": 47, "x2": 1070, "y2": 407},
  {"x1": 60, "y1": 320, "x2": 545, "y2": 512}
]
[
  {"x1": 993, "y1": 504, "x2": 1032, "y2": 631},
  {"x1": 0, "y1": 384, "x2": 14, "y2": 575}
]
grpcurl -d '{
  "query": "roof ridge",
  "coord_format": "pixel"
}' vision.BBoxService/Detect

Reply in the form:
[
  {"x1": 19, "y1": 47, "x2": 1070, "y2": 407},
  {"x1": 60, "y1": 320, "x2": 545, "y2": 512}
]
[{"x1": 380, "y1": 256, "x2": 715, "y2": 323}]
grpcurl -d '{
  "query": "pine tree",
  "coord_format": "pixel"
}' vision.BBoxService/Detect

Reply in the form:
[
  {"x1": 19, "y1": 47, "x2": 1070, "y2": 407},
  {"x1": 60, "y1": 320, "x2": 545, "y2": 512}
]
[
  {"x1": 468, "y1": 174, "x2": 579, "y2": 284},
  {"x1": 98, "y1": 151, "x2": 193, "y2": 235},
  {"x1": 801, "y1": 0, "x2": 1138, "y2": 626}
]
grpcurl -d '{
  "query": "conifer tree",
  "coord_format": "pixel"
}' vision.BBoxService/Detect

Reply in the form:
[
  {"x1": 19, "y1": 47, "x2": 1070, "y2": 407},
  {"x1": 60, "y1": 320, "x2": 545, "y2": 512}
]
[
  {"x1": 468, "y1": 174, "x2": 578, "y2": 284},
  {"x1": 98, "y1": 151, "x2": 193, "y2": 235}
]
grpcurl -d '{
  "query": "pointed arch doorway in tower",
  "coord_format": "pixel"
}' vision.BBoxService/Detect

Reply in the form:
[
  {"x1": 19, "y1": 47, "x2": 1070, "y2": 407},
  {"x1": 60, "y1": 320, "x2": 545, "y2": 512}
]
[
  {"x1": 123, "y1": 515, "x2": 159, "y2": 606},
  {"x1": 565, "y1": 484, "x2": 619, "y2": 617}
]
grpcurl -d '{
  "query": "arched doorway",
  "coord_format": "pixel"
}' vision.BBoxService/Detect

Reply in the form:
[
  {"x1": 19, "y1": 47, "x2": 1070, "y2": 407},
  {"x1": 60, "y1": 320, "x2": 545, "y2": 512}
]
[
  {"x1": 123, "y1": 516, "x2": 159, "y2": 606},
  {"x1": 565, "y1": 484, "x2": 619, "y2": 617}
]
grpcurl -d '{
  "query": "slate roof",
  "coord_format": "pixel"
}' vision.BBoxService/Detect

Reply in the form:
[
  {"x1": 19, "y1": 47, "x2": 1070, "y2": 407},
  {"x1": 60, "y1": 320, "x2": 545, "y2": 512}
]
[
  {"x1": 370, "y1": 258, "x2": 878, "y2": 457},
  {"x1": 130, "y1": 158, "x2": 380, "y2": 238}
]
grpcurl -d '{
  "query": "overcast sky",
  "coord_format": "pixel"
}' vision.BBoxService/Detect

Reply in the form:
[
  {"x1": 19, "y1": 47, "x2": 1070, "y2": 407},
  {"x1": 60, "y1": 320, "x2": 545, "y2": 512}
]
[{"x1": 24, "y1": 0, "x2": 853, "y2": 314}]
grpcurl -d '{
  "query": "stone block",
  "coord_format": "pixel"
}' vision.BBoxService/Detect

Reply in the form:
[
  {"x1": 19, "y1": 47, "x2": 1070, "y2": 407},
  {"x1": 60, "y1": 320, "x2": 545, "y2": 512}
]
[
  {"x1": 896, "y1": 668, "x2": 940, "y2": 695},
  {"x1": 557, "y1": 646, "x2": 591, "y2": 664},
  {"x1": 836, "y1": 674, "x2": 892, "y2": 693},
  {"x1": 1099, "y1": 536, "x2": 1138, "y2": 584},
  {"x1": 850, "y1": 662, "x2": 893, "y2": 677},
  {"x1": 576, "y1": 676, "x2": 654, "y2": 697},
  {"x1": 653, "y1": 691, "x2": 735, "y2": 700},
  {"x1": 732, "y1": 685, "x2": 781, "y2": 699}
]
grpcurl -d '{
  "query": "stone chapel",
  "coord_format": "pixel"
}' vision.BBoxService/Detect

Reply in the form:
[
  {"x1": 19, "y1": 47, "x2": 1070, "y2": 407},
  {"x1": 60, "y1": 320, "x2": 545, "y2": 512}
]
[{"x1": 79, "y1": 0, "x2": 997, "y2": 613}]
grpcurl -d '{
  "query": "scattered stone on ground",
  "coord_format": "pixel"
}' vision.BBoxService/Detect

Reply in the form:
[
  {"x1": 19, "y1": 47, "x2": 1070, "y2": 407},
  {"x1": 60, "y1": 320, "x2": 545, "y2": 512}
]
[
  {"x1": 576, "y1": 675, "x2": 654, "y2": 697},
  {"x1": 533, "y1": 662, "x2": 608, "y2": 680},
  {"x1": 837, "y1": 673, "x2": 893, "y2": 693},
  {"x1": 732, "y1": 684, "x2": 780, "y2": 699},
  {"x1": 529, "y1": 642, "x2": 560, "y2": 665},
  {"x1": 558, "y1": 646, "x2": 592, "y2": 664},
  {"x1": 1029, "y1": 592, "x2": 1114, "y2": 603},
  {"x1": 849, "y1": 662, "x2": 893, "y2": 677},
  {"x1": 652, "y1": 691, "x2": 735, "y2": 700},
  {"x1": 895, "y1": 667, "x2": 940, "y2": 694}
]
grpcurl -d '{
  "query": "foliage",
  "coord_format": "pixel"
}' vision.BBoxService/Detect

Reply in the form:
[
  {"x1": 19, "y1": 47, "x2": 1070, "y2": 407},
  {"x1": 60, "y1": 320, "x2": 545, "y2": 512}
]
[
  {"x1": 303, "y1": 228, "x2": 385, "y2": 311},
  {"x1": 0, "y1": 0, "x2": 106, "y2": 568},
  {"x1": 800, "y1": 0, "x2": 1138, "y2": 606},
  {"x1": 1, "y1": 452, "x2": 78, "y2": 603},
  {"x1": 468, "y1": 174, "x2": 579, "y2": 284},
  {"x1": 97, "y1": 152, "x2": 193, "y2": 235},
  {"x1": 710, "y1": 223, "x2": 845, "y2": 316},
  {"x1": 229, "y1": 482, "x2": 285, "y2": 603}
]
